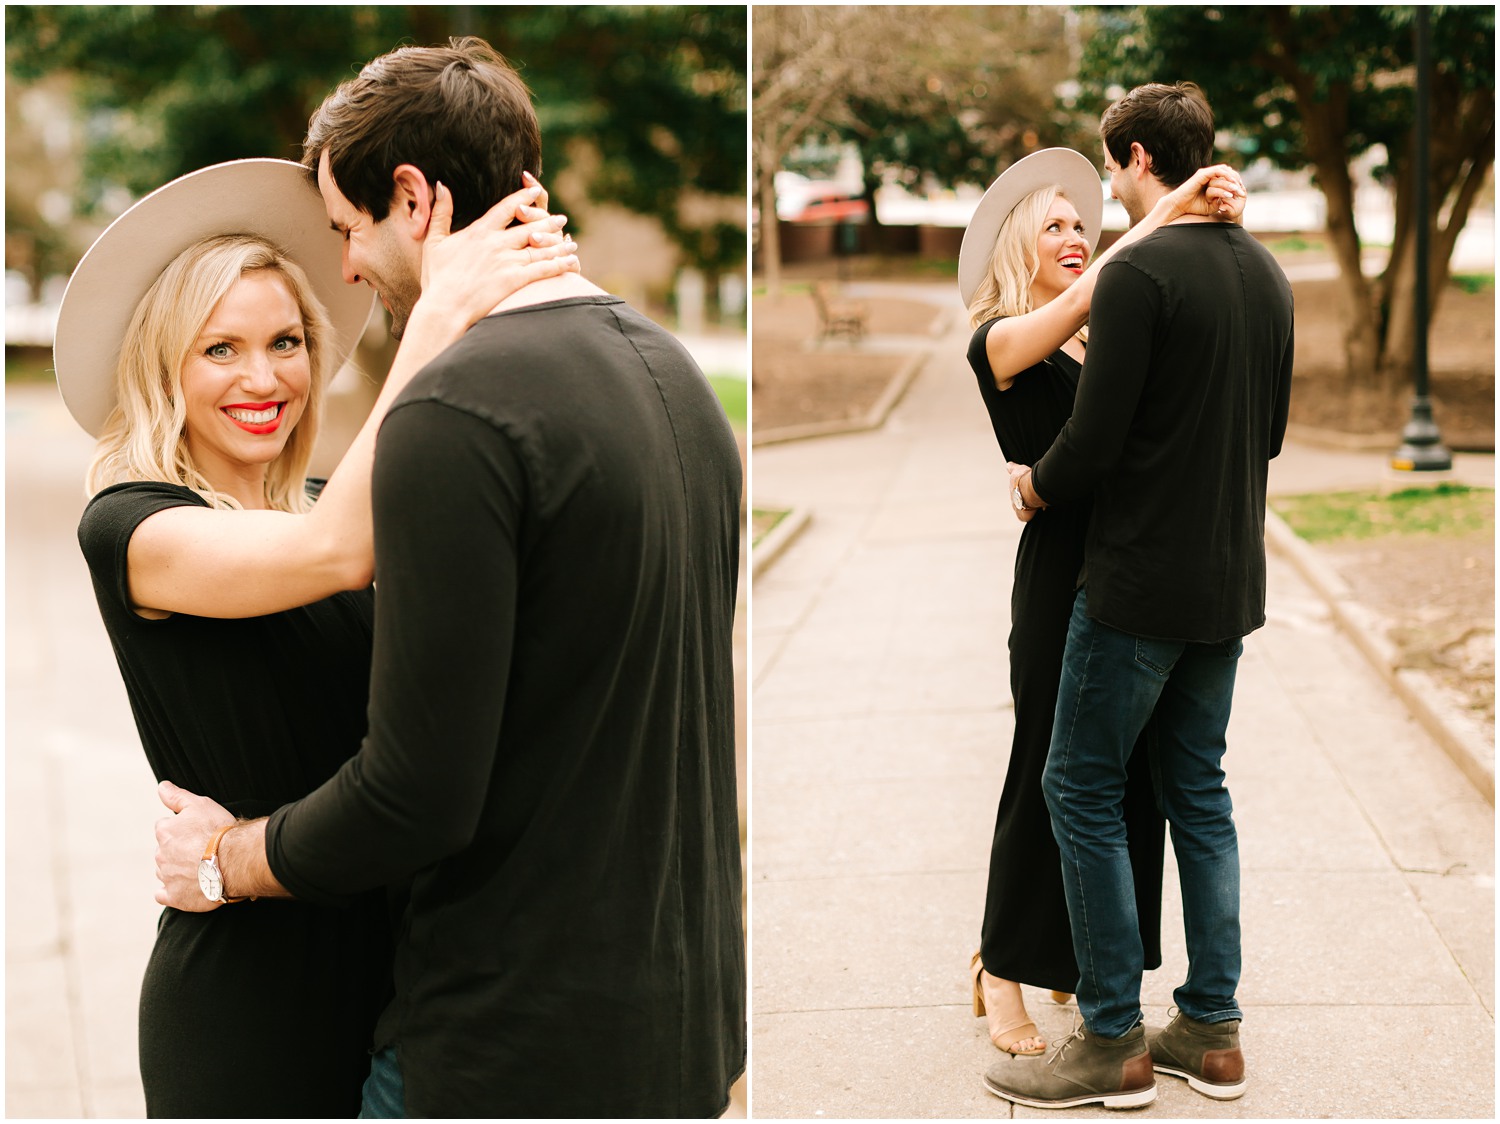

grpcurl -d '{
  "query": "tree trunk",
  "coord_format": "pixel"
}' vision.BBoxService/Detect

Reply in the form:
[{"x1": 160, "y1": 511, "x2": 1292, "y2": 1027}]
[
  {"x1": 1261, "y1": 9, "x2": 1383, "y2": 389},
  {"x1": 1300, "y1": 106, "x2": 1383, "y2": 388},
  {"x1": 757, "y1": 156, "x2": 783, "y2": 300},
  {"x1": 1378, "y1": 124, "x2": 1495, "y2": 390}
]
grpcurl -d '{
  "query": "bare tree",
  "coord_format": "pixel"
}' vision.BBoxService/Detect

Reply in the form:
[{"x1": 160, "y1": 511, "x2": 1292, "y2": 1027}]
[{"x1": 752, "y1": 6, "x2": 1069, "y2": 297}]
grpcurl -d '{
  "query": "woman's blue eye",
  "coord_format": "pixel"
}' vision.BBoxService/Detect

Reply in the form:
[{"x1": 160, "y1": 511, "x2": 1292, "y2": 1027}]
[
  {"x1": 205, "y1": 343, "x2": 231, "y2": 359},
  {"x1": 272, "y1": 335, "x2": 303, "y2": 353}
]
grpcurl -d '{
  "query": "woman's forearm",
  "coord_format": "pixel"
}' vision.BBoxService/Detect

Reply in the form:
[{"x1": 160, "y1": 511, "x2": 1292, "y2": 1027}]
[{"x1": 300, "y1": 301, "x2": 474, "y2": 581}]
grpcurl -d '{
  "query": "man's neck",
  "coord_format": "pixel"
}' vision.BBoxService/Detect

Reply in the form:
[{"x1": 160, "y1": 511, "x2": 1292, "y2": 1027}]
[
  {"x1": 1137, "y1": 182, "x2": 1218, "y2": 228},
  {"x1": 490, "y1": 272, "x2": 606, "y2": 315}
]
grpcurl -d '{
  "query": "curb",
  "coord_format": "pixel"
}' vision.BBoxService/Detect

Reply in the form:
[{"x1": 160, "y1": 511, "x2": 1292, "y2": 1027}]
[
  {"x1": 1285, "y1": 422, "x2": 1494, "y2": 455},
  {"x1": 750, "y1": 507, "x2": 811, "y2": 580},
  {"x1": 1264, "y1": 509, "x2": 1495, "y2": 805}
]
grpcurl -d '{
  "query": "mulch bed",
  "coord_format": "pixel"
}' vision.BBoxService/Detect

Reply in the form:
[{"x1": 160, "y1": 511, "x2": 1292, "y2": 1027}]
[
  {"x1": 1286, "y1": 277, "x2": 1494, "y2": 450},
  {"x1": 751, "y1": 293, "x2": 944, "y2": 433}
]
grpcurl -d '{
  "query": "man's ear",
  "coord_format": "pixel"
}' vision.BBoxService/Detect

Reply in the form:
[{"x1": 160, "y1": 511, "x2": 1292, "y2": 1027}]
[
  {"x1": 389, "y1": 163, "x2": 434, "y2": 239},
  {"x1": 1129, "y1": 142, "x2": 1152, "y2": 178}
]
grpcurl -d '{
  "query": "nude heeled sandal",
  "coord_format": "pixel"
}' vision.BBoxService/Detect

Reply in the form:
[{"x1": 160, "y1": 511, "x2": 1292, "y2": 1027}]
[{"x1": 969, "y1": 951, "x2": 1046, "y2": 1056}]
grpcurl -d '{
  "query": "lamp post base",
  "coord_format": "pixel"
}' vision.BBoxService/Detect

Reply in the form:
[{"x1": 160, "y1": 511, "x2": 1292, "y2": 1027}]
[{"x1": 1390, "y1": 396, "x2": 1452, "y2": 473}]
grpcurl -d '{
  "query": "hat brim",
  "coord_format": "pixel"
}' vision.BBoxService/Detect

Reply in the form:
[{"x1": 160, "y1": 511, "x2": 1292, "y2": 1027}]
[
  {"x1": 957, "y1": 148, "x2": 1105, "y2": 308},
  {"x1": 54, "y1": 158, "x2": 376, "y2": 437}
]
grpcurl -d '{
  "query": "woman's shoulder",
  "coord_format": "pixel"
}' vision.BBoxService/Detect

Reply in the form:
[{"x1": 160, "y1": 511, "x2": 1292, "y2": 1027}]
[
  {"x1": 78, "y1": 481, "x2": 207, "y2": 562},
  {"x1": 966, "y1": 315, "x2": 1006, "y2": 381},
  {"x1": 82, "y1": 480, "x2": 207, "y2": 523}
]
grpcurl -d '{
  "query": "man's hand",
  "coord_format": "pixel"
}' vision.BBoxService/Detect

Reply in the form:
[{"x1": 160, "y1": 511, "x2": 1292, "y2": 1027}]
[
  {"x1": 1006, "y1": 461, "x2": 1043, "y2": 524},
  {"x1": 154, "y1": 781, "x2": 234, "y2": 912},
  {"x1": 416, "y1": 174, "x2": 580, "y2": 330}
]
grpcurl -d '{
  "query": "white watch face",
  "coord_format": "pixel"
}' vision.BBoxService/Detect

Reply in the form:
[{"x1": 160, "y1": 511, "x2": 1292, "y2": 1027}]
[
  {"x1": 198, "y1": 859, "x2": 222, "y2": 902},
  {"x1": 1012, "y1": 486, "x2": 1025, "y2": 511}
]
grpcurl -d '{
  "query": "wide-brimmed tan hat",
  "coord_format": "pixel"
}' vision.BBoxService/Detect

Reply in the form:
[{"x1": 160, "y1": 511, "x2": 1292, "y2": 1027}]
[
  {"x1": 54, "y1": 158, "x2": 375, "y2": 437},
  {"x1": 957, "y1": 147, "x2": 1105, "y2": 307}
]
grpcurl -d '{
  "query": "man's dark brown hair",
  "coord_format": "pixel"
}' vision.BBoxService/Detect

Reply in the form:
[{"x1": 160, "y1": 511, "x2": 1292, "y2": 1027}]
[
  {"x1": 304, "y1": 36, "x2": 541, "y2": 231},
  {"x1": 1099, "y1": 82, "x2": 1214, "y2": 188}
]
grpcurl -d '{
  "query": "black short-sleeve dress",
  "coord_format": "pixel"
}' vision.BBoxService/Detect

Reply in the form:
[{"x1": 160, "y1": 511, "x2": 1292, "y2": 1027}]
[
  {"x1": 966, "y1": 319, "x2": 1165, "y2": 992},
  {"x1": 78, "y1": 481, "x2": 393, "y2": 1118}
]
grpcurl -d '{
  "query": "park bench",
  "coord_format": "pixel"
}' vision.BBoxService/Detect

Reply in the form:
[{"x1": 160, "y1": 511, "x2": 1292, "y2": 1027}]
[{"x1": 810, "y1": 280, "x2": 867, "y2": 342}]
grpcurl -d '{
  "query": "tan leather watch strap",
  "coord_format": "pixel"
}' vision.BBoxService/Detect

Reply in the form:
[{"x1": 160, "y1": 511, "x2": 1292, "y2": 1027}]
[{"x1": 204, "y1": 824, "x2": 252, "y2": 903}]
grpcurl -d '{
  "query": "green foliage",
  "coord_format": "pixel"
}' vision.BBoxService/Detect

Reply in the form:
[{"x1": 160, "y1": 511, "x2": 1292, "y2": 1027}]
[
  {"x1": 832, "y1": 8, "x2": 1097, "y2": 196},
  {"x1": 1450, "y1": 273, "x2": 1494, "y2": 295},
  {"x1": 1271, "y1": 484, "x2": 1494, "y2": 543},
  {"x1": 4, "y1": 4, "x2": 745, "y2": 271},
  {"x1": 1075, "y1": 5, "x2": 1494, "y2": 174},
  {"x1": 5, "y1": 348, "x2": 55, "y2": 383}
]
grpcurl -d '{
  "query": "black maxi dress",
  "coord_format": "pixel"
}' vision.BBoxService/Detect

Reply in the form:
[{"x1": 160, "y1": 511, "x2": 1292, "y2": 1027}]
[
  {"x1": 78, "y1": 481, "x2": 393, "y2": 1118},
  {"x1": 966, "y1": 320, "x2": 1165, "y2": 994}
]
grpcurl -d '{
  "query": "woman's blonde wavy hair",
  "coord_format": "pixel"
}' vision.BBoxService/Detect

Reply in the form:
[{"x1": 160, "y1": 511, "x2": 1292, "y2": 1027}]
[
  {"x1": 85, "y1": 235, "x2": 334, "y2": 513},
  {"x1": 967, "y1": 184, "x2": 1087, "y2": 334}
]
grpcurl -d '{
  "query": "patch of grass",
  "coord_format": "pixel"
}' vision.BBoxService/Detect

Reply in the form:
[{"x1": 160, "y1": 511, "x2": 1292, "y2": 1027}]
[
  {"x1": 1267, "y1": 235, "x2": 1326, "y2": 254},
  {"x1": 751, "y1": 280, "x2": 813, "y2": 297},
  {"x1": 751, "y1": 507, "x2": 788, "y2": 548},
  {"x1": 868, "y1": 254, "x2": 959, "y2": 277},
  {"x1": 707, "y1": 374, "x2": 746, "y2": 425},
  {"x1": 1271, "y1": 483, "x2": 1494, "y2": 543},
  {"x1": 1450, "y1": 272, "x2": 1494, "y2": 294}
]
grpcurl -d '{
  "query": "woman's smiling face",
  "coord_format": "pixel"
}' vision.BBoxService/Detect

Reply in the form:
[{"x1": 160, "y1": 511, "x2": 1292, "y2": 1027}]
[
  {"x1": 179, "y1": 269, "x2": 311, "y2": 487},
  {"x1": 1031, "y1": 195, "x2": 1090, "y2": 305}
]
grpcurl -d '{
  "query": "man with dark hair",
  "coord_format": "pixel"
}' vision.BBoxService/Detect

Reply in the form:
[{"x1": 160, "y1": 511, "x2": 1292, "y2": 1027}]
[
  {"x1": 986, "y1": 81, "x2": 1293, "y2": 1110},
  {"x1": 154, "y1": 37, "x2": 745, "y2": 1118}
]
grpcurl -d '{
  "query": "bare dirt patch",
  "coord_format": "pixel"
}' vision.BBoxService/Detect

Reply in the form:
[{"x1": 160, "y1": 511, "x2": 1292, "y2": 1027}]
[
  {"x1": 751, "y1": 287, "x2": 944, "y2": 434},
  {"x1": 1322, "y1": 529, "x2": 1495, "y2": 737},
  {"x1": 1287, "y1": 277, "x2": 1494, "y2": 449}
]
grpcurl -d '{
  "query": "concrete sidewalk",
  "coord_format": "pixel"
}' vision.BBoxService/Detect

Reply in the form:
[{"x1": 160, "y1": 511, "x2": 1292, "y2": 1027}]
[{"x1": 749, "y1": 287, "x2": 1494, "y2": 1118}]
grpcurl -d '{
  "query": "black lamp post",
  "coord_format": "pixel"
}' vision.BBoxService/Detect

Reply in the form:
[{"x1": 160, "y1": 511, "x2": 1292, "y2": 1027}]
[{"x1": 1391, "y1": 5, "x2": 1453, "y2": 473}]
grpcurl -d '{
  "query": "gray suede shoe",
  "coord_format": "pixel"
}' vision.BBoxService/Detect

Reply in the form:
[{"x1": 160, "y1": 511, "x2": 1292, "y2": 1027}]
[
  {"x1": 1145, "y1": 1010, "x2": 1246, "y2": 1100},
  {"x1": 982, "y1": 1023, "x2": 1156, "y2": 1110}
]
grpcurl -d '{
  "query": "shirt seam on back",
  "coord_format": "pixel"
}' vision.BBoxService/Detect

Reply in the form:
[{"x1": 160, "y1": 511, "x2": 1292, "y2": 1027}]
[{"x1": 601, "y1": 302, "x2": 692, "y2": 1107}]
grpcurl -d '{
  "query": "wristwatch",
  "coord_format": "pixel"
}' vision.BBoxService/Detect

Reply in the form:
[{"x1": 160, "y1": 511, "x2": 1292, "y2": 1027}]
[{"x1": 198, "y1": 825, "x2": 249, "y2": 904}]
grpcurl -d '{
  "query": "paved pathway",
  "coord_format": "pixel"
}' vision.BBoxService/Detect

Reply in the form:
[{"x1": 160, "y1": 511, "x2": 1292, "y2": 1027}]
[{"x1": 749, "y1": 286, "x2": 1494, "y2": 1118}]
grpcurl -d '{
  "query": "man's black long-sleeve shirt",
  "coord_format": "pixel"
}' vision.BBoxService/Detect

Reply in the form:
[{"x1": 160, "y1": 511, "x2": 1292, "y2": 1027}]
[
  {"x1": 1031, "y1": 222, "x2": 1294, "y2": 642},
  {"x1": 264, "y1": 295, "x2": 745, "y2": 1117}
]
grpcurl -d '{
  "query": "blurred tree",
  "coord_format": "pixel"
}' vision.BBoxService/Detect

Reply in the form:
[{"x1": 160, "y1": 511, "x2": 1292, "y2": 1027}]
[
  {"x1": 752, "y1": 6, "x2": 1092, "y2": 296},
  {"x1": 5, "y1": 73, "x2": 84, "y2": 295},
  {"x1": 4, "y1": 4, "x2": 745, "y2": 279},
  {"x1": 753, "y1": 6, "x2": 889, "y2": 297},
  {"x1": 1078, "y1": 5, "x2": 1495, "y2": 391},
  {"x1": 838, "y1": 8, "x2": 1094, "y2": 227}
]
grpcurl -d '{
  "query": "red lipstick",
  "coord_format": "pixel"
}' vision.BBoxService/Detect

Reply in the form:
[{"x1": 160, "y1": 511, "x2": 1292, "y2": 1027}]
[{"x1": 221, "y1": 402, "x2": 285, "y2": 435}]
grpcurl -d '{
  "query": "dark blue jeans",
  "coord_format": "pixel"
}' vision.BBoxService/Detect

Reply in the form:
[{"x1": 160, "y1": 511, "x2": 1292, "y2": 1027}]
[
  {"x1": 358, "y1": 1046, "x2": 405, "y2": 1119},
  {"x1": 1043, "y1": 587, "x2": 1244, "y2": 1038}
]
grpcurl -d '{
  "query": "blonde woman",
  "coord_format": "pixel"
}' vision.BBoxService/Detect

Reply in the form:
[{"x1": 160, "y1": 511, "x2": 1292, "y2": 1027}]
[
  {"x1": 58, "y1": 159, "x2": 575, "y2": 1116},
  {"x1": 958, "y1": 149, "x2": 1243, "y2": 1055}
]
